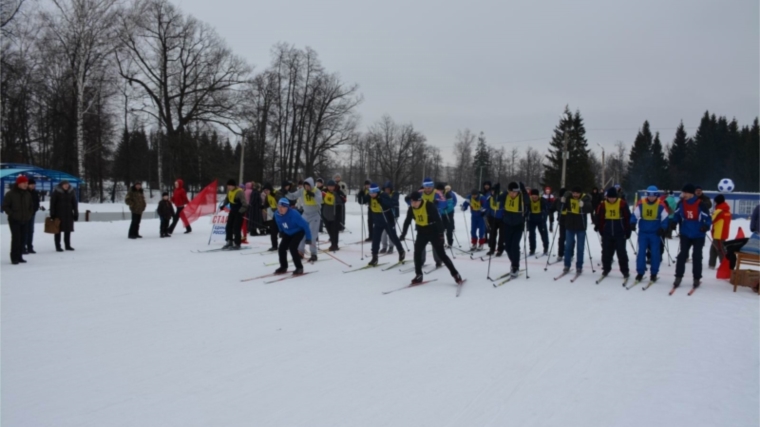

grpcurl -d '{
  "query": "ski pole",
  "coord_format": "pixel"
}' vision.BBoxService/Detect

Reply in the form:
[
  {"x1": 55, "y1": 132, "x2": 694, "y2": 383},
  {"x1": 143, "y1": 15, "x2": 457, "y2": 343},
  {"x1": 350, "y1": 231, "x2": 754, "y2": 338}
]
[
  {"x1": 581, "y1": 205, "x2": 596, "y2": 273},
  {"x1": 461, "y1": 207, "x2": 469, "y2": 244},
  {"x1": 319, "y1": 247, "x2": 352, "y2": 267},
  {"x1": 520, "y1": 189, "x2": 529, "y2": 279},
  {"x1": 523, "y1": 220, "x2": 530, "y2": 279},
  {"x1": 544, "y1": 198, "x2": 566, "y2": 271},
  {"x1": 393, "y1": 216, "x2": 410, "y2": 251},
  {"x1": 660, "y1": 236, "x2": 672, "y2": 267},
  {"x1": 360, "y1": 202, "x2": 365, "y2": 260}
]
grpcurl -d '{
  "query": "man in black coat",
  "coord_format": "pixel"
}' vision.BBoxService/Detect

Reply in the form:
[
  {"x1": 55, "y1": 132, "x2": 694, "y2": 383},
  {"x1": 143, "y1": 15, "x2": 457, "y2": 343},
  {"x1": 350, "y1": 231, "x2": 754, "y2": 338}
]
[
  {"x1": 2, "y1": 176, "x2": 33, "y2": 264},
  {"x1": 25, "y1": 179, "x2": 45, "y2": 254},
  {"x1": 50, "y1": 180, "x2": 79, "y2": 251}
]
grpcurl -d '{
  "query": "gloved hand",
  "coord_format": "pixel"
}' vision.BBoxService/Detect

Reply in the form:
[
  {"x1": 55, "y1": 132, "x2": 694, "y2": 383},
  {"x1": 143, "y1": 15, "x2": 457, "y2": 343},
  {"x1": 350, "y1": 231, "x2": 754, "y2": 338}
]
[
  {"x1": 700, "y1": 225, "x2": 709, "y2": 233},
  {"x1": 669, "y1": 222, "x2": 677, "y2": 232},
  {"x1": 74, "y1": 213, "x2": 79, "y2": 222},
  {"x1": 399, "y1": 233, "x2": 407, "y2": 241},
  {"x1": 657, "y1": 228, "x2": 666, "y2": 237},
  {"x1": 578, "y1": 201, "x2": 584, "y2": 208},
  {"x1": 594, "y1": 225, "x2": 599, "y2": 232},
  {"x1": 625, "y1": 231, "x2": 632, "y2": 240},
  {"x1": 305, "y1": 239, "x2": 312, "y2": 245},
  {"x1": 631, "y1": 223, "x2": 637, "y2": 232},
  {"x1": 40, "y1": 206, "x2": 46, "y2": 211},
  {"x1": 439, "y1": 234, "x2": 446, "y2": 244}
]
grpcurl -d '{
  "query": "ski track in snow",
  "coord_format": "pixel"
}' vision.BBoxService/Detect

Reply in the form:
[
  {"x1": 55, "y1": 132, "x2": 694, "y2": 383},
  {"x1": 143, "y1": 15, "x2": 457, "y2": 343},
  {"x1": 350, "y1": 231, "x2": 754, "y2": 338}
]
[{"x1": 1, "y1": 198, "x2": 758, "y2": 427}]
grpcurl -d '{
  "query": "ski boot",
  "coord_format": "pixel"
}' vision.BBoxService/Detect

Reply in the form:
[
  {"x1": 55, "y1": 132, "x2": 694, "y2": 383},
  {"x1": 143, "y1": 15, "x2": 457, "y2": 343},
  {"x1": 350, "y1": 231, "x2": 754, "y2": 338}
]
[
  {"x1": 267, "y1": 247, "x2": 278, "y2": 252},
  {"x1": 184, "y1": 226, "x2": 192, "y2": 234},
  {"x1": 692, "y1": 279, "x2": 701, "y2": 289},
  {"x1": 529, "y1": 250, "x2": 535, "y2": 256},
  {"x1": 387, "y1": 247, "x2": 394, "y2": 254},
  {"x1": 454, "y1": 273, "x2": 464, "y2": 284},
  {"x1": 398, "y1": 249, "x2": 406, "y2": 263},
  {"x1": 274, "y1": 267, "x2": 287, "y2": 274},
  {"x1": 378, "y1": 248, "x2": 388, "y2": 254},
  {"x1": 221, "y1": 241, "x2": 233, "y2": 250},
  {"x1": 649, "y1": 274, "x2": 658, "y2": 282},
  {"x1": 435, "y1": 262, "x2": 443, "y2": 269},
  {"x1": 412, "y1": 274, "x2": 424, "y2": 284},
  {"x1": 486, "y1": 250, "x2": 495, "y2": 256},
  {"x1": 510, "y1": 268, "x2": 519, "y2": 279},
  {"x1": 368, "y1": 255, "x2": 379, "y2": 267},
  {"x1": 293, "y1": 268, "x2": 304, "y2": 276},
  {"x1": 562, "y1": 267, "x2": 570, "y2": 274},
  {"x1": 309, "y1": 254, "x2": 318, "y2": 263},
  {"x1": 495, "y1": 250, "x2": 503, "y2": 257},
  {"x1": 635, "y1": 274, "x2": 644, "y2": 282},
  {"x1": 470, "y1": 245, "x2": 478, "y2": 252},
  {"x1": 673, "y1": 277, "x2": 682, "y2": 288},
  {"x1": 576, "y1": 268, "x2": 583, "y2": 274}
]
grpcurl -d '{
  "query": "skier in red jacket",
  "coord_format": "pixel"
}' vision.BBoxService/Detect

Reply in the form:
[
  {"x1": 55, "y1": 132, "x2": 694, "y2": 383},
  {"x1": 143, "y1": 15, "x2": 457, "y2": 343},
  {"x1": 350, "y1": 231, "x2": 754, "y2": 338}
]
[{"x1": 169, "y1": 179, "x2": 192, "y2": 234}]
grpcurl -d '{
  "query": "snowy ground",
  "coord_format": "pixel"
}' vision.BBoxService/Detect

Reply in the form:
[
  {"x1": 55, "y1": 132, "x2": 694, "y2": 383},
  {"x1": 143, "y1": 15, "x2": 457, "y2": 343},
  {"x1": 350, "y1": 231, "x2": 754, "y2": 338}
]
[{"x1": 2, "y1": 200, "x2": 758, "y2": 427}]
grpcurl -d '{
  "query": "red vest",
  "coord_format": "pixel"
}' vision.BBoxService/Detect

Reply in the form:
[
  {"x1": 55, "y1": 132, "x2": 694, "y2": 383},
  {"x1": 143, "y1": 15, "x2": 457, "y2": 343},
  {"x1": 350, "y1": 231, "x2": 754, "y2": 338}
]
[{"x1": 682, "y1": 200, "x2": 700, "y2": 221}]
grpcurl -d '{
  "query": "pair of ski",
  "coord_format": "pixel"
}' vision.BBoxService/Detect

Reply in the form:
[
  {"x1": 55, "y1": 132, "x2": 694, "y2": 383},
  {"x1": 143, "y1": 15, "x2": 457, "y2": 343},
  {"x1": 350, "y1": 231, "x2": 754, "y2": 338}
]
[
  {"x1": 192, "y1": 246, "x2": 254, "y2": 254},
  {"x1": 398, "y1": 264, "x2": 441, "y2": 275},
  {"x1": 625, "y1": 277, "x2": 659, "y2": 291},
  {"x1": 263, "y1": 258, "x2": 330, "y2": 267},
  {"x1": 239, "y1": 248, "x2": 278, "y2": 256},
  {"x1": 490, "y1": 270, "x2": 524, "y2": 287},
  {"x1": 343, "y1": 260, "x2": 405, "y2": 274},
  {"x1": 669, "y1": 285, "x2": 699, "y2": 296},
  {"x1": 594, "y1": 274, "x2": 630, "y2": 288},
  {"x1": 553, "y1": 270, "x2": 583, "y2": 283},
  {"x1": 240, "y1": 270, "x2": 317, "y2": 284},
  {"x1": 383, "y1": 278, "x2": 467, "y2": 297}
]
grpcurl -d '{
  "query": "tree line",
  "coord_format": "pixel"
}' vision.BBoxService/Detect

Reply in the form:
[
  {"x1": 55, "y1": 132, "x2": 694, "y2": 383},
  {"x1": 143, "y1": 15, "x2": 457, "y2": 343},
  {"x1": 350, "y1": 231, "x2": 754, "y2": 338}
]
[{"x1": 2, "y1": 0, "x2": 757, "y2": 202}]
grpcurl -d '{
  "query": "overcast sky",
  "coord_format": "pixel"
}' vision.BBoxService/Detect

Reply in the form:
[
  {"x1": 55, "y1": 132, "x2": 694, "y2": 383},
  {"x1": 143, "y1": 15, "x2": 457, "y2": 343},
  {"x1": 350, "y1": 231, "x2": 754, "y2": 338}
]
[{"x1": 179, "y1": 0, "x2": 758, "y2": 162}]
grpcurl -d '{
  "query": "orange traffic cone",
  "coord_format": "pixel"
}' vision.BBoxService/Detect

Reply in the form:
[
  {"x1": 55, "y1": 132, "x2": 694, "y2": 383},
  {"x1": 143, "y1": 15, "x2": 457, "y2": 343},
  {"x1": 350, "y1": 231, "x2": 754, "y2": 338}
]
[
  {"x1": 716, "y1": 256, "x2": 731, "y2": 280},
  {"x1": 736, "y1": 227, "x2": 745, "y2": 239}
]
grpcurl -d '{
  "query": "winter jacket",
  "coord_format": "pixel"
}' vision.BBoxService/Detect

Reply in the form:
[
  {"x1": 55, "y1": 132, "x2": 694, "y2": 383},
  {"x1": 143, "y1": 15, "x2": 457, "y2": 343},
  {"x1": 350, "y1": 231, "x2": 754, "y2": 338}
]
[
  {"x1": 590, "y1": 191, "x2": 603, "y2": 212},
  {"x1": 595, "y1": 198, "x2": 631, "y2": 238},
  {"x1": 244, "y1": 182, "x2": 253, "y2": 204},
  {"x1": 248, "y1": 187, "x2": 263, "y2": 228},
  {"x1": 462, "y1": 194, "x2": 488, "y2": 217},
  {"x1": 665, "y1": 196, "x2": 677, "y2": 219},
  {"x1": 50, "y1": 184, "x2": 79, "y2": 232},
  {"x1": 157, "y1": 200, "x2": 175, "y2": 218},
  {"x1": 498, "y1": 186, "x2": 530, "y2": 227},
  {"x1": 224, "y1": 188, "x2": 248, "y2": 215},
  {"x1": 711, "y1": 201, "x2": 731, "y2": 240},
  {"x1": 631, "y1": 199, "x2": 669, "y2": 234},
  {"x1": 527, "y1": 197, "x2": 550, "y2": 223},
  {"x1": 486, "y1": 185, "x2": 504, "y2": 219},
  {"x1": 751, "y1": 204, "x2": 759, "y2": 234},
  {"x1": 357, "y1": 188, "x2": 371, "y2": 205},
  {"x1": 274, "y1": 184, "x2": 297, "y2": 205},
  {"x1": 696, "y1": 194, "x2": 712, "y2": 211},
  {"x1": 172, "y1": 179, "x2": 189, "y2": 207},
  {"x1": 292, "y1": 177, "x2": 323, "y2": 220},
  {"x1": 321, "y1": 188, "x2": 344, "y2": 222},
  {"x1": 401, "y1": 199, "x2": 445, "y2": 236},
  {"x1": 2, "y1": 185, "x2": 33, "y2": 222},
  {"x1": 368, "y1": 193, "x2": 396, "y2": 226},
  {"x1": 671, "y1": 197, "x2": 712, "y2": 239},
  {"x1": 562, "y1": 192, "x2": 593, "y2": 231},
  {"x1": 275, "y1": 207, "x2": 313, "y2": 240},
  {"x1": 30, "y1": 189, "x2": 41, "y2": 213},
  {"x1": 125, "y1": 186, "x2": 147, "y2": 214},
  {"x1": 443, "y1": 190, "x2": 457, "y2": 215}
]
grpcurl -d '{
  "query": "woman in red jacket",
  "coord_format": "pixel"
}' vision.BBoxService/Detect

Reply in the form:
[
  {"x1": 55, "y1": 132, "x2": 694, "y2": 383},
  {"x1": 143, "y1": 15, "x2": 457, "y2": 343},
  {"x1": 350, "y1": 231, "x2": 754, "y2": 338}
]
[{"x1": 169, "y1": 179, "x2": 192, "y2": 234}]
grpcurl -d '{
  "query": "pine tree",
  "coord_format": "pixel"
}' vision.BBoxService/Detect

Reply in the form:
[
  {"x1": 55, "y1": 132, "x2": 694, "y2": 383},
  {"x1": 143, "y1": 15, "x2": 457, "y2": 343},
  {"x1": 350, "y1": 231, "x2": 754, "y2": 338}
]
[
  {"x1": 687, "y1": 112, "x2": 716, "y2": 188},
  {"x1": 625, "y1": 120, "x2": 654, "y2": 193},
  {"x1": 472, "y1": 131, "x2": 491, "y2": 188},
  {"x1": 543, "y1": 106, "x2": 595, "y2": 192},
  {"x1": 667, "y1": 121, "x2": 690, "y2": 189},
  {"x1": 650, "y1": 132, "x2": 668, "y2": 189}
]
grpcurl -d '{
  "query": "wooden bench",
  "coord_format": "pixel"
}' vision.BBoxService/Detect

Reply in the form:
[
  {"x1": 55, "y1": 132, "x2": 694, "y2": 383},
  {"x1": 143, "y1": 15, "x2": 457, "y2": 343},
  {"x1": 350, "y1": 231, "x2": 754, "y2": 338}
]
[{"x1": 734, "y1": 252, "x2": 760, "y2": 293}]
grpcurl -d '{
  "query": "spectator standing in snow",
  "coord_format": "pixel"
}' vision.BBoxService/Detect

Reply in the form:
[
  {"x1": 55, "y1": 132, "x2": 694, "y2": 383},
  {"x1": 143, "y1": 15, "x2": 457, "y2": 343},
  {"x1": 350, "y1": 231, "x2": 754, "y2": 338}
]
[
  {"x1": 25, "y1": 179, "x2": 44, "y2": 254},
  {"x1": 221, "y1": 179, "x2": 248, "y2": 250},
  {"x1": 169, "y1": 179, "x2": 191, "y2": 234},
  {"x1": 694, "y1": 186, "x2": 712, "y2": 210},
  {"x1": 2, "y1": 176, "x2": 33, "y2": 264},
  {"x1": 125, "y1": 181, "x2": 146, "y2": 239},
  {"x1": 708, "y1": 194, "x2": 731, "y2": 269},
  {"x1": 751, "y1": 204, "x2": 759, "y2": 233},
  {"x1": 157, "y1": 192, "x2": 175, "y2": 238},
  {"x1": 334, "y1": 174, "x2": 348, "y2": 231},
  {"x1": 50, "y1": 179, "x2": 78, "y2": 251}
]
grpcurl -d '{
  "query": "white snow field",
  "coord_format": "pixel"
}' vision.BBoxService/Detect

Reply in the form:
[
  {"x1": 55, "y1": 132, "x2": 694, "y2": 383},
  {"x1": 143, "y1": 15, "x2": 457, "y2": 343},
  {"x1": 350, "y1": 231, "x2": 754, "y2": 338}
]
[{"x1": 2, "y1": 199, "x2": 758, "y2": 427}]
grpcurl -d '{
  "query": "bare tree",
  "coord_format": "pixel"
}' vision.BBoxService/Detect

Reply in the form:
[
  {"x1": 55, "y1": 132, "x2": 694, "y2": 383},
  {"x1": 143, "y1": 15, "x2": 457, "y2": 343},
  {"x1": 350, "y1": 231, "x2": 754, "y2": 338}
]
[
  {"x1": 115, "y1": 0, "x2": 251, "y2": 187},
  {"x1": 42, "y1": 0, "x2": 120, "y2": 196},
  {"x1": 451, "y1": 129, "x2": 475, "y2": 192},
  {"x1": 367, "y1": 115, "x2": 427, "y2": 190},
  {"x1": 1, "y1": 0, "x2": 26, "y2": 29},
  {"x1": 518, "y1": 147, "x2": 544, "y2": 188}
]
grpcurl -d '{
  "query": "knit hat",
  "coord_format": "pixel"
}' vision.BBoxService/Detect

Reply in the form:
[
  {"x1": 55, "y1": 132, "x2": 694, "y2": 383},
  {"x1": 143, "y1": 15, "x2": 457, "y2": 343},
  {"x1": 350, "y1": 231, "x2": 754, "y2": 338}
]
[
  {"x1": 423, "y1": 177, "x2": 434, "y2": 188},
  {"x1": 471, "y1": 189, "x2": 479, "y2": 195},
  {"x1": 695, "y1": 185, "x2": 703, "y2": 191},
  {"x1": 483, "y1": 181, "x2": 492, "y2": 189},
  {"x1": 162, "y1": 192, "x2": 169, "y2": 197},
  {"x1": 28, "y1": 178, "x2": 36, "y2": 185},
  {"x1": 507, "y1": 182, "x2": 519, "y2": 191},
  {"x1": 410, "y1": 191, "x2": 422, "y2": 201},
  {"x1": 435, "y1": 183, "x2": 445, "y2": 191},
  {"x1": 714, "y1": 194, "x2": 725, "y2": 205},
  {"x1": 326, "y1": 179, "x2": 336, "y2": 187},
  {"x1": 682, "y1": 183, "x2": 696, "y2": 194},
  {"x1": 383, "y1": 181, "x2": 393, "y2": 190},
  {"x1": 614, "y1": 184, "x2": 621, "y2": 189},
  {"x1": 645, "y1": 185, "x2": 659, "y2": 197},
  {"x1": 492, "y1": 183, "x2": 501, "y2": 193},
  {"x1": 445, "y1": 185, "x2": 451, "y2": 192},
  {"x1": 530, "y1": 189, "x2": 539, "y2": 196},
  {"x1": 364, "y1": 180, "x2": 371, "y2": 186},
  {"x1": 263, "y1": 182, "x2": 273, "y2": 192},
  {"x1": 369, "y1": 183, "x2": 380, "y2": 194},
  {"x1": 15, "y1": 176, "x2": 28, "y2": 185},
  {"x1": 278, "y1": 198, "x2": 290, "y2": 207},
  {"x1": 227, "y1": 179, "x2": 237, "y2": 187},
  {"x1": 572, "y1": 186, "x2": 582, "y2": 194},
  {"x1": 316, "y1": 178, "x2": 324, "y2": 184},
  {"x1": 605, "y1": 187, "x2": 618, "y2": 198}
]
